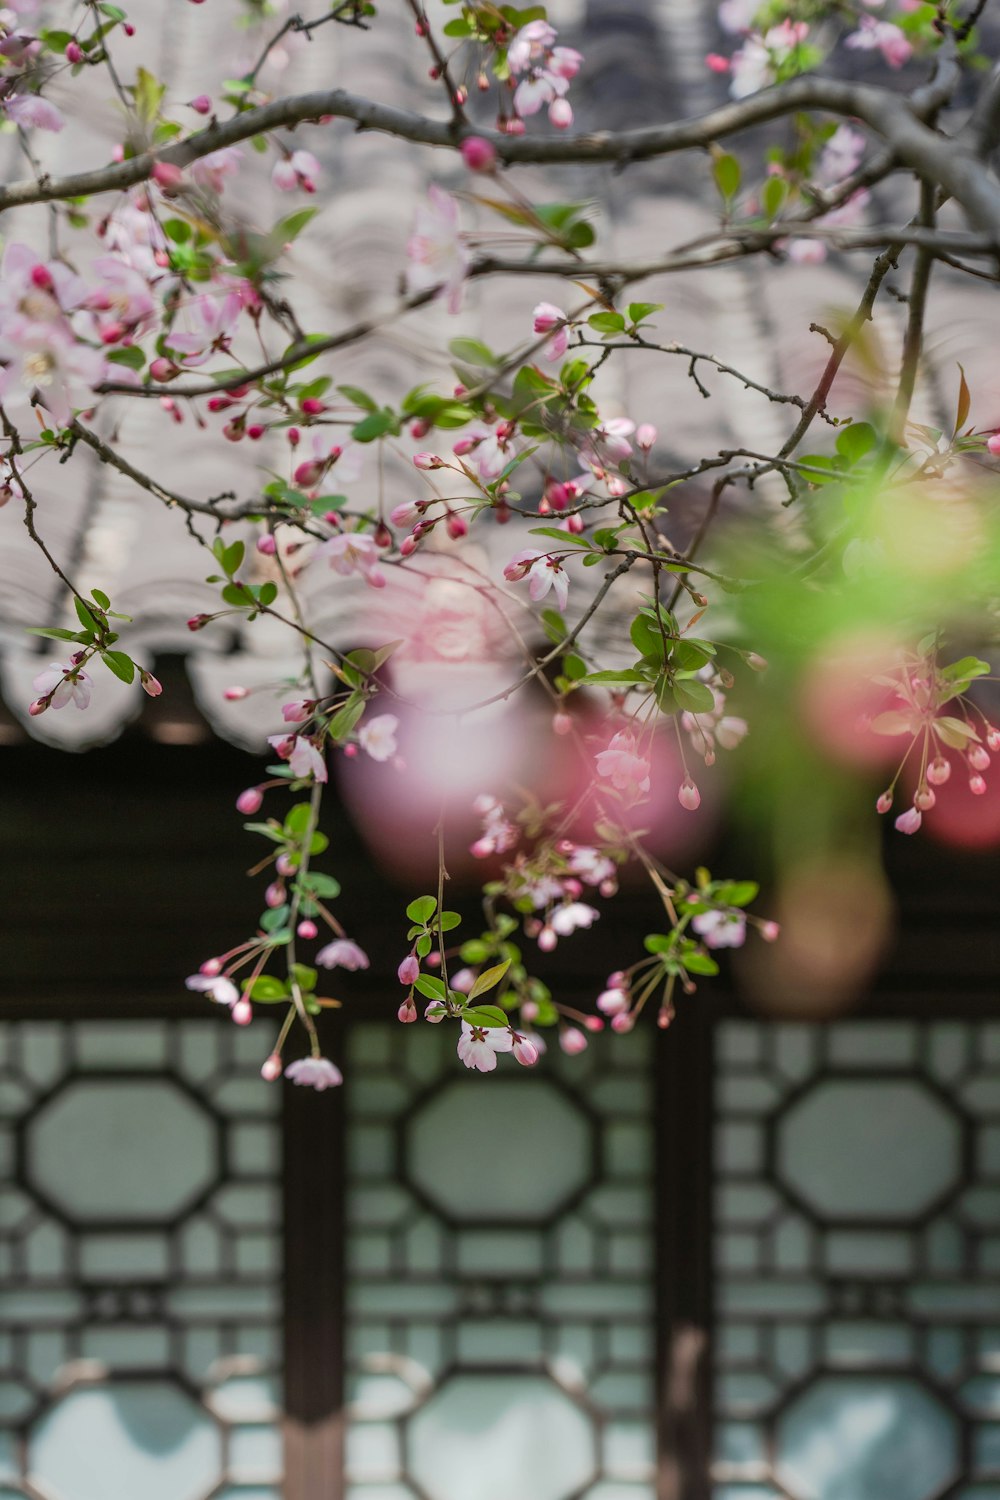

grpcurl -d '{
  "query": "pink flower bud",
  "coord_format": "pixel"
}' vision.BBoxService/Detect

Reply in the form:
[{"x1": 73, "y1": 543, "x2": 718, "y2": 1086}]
[
  {"x1": 548, "y1": 98, "x2": 573, "y2": 129},
  {"x1": 611, "y1": 1012, "x2": 634, "y2": 1033},
  {"x1": 300, "y1": 397, "x2": 326, "y2": 416},
  {"x1": 232, "y1": 998, "x2": 253, "y2": 1025},
  {"x1": 187, "y1": 614, "x2": 211, "y2": 631},
  {"x1": 927, "y1": 756, "x2": 951, "y2": 785},
  {"x1": 294, "y1": 460, "x2": 324, "y2": 487},
  {"x1": 584, "y1": 1015, "x2": 605, "y2": 1032},
  {"x1": 247, "y1": 424, "x2": 265, "y2": 440},
  {"x1": 398, "y1": 954, "x2": 420, "y2": 985},
  {"x1": 424, "y1": 1000, "x2": 445, "y2": 1022},
  {"x1": 552, "y1": 712, "x2": 573, "y2": 736},
  {"x1": 636, "y1": 424, "x2": 657, "y2": 450},
  {"x1": 152, "y1": 161, "x2": 184, "y2": 190},
  {"x1": 565, "y1": 513, "x2": 584, "y2": 534},
  {"x1": 914, "y1": 785, "x2": 936, "y2": 811},
  {"x1": 200, "y1": 957, "x2": 223, "y2": 975},
  {"x1": 65, "y1": 41, "x2": 85, "y2": 64},
  {"x1": 759, "y1": 921, "x2": 780, "y2": 943},
  {"x1": 537, "y1": 926, "x2": 557, "y2": 952},
  {"x1": 236, "y1": 787, "x2": 263, "y2": 815},
  {"x1": 988, "y1": 433, "x2": 1000, "y2": 457},
  {"x1": 149, "y1": 357, "x2": 177, "y2": 382},
  {"x1": 560, "y1": 1026, "x2": 588, "y2": 1055},
  {"x1": 987, "y1": 727, "x2": 1000, "y2": 753},
  {"x1": 678, "y1": 778, "x2": 701, "y2": 811},
  {"x1": 460, "y1": 135, "x2": 497, "y2": 172},
  {"x1": 190, "y1": 94, "x2": 212, "y2": 114},
  {"x1": 398, "y1": 998, "x2": 418, "y2": 1023},
  {"x1": 413, "y1": 452, "x2": 443, "y2": 470},
  {"x1": 895, "y1": 806, "x2": 922, "y2": 834},
  {"x1": 521, "y1": 1000, "x2": 539, "y2": 1023},
  {"x1": 446, "y1": 513, "x2": 468, "y2": 540},
  {"x1": 970, "y1": 774, "x2": 988, "y2": 796},
  {"x1": 876, "y1": 791, "x2": 893, "y2": 814},
  {"x1": 400, "y1": 534, "x2": 419, "y2": 557},
  {"x1": 28, "y1": 698, "x2": 48, "y2": 716},
  {"x1": 297, "y1": 919, "x2": 318, "y2": 939},
  {"x1": 265, "y1": 881, "x2": 285, "y2": 908},
  {"x1": 746, "y1": 652, "x2": 768, "y2": 672},
  {"x1": 139, "y1": 670, "x2": 162, "y2": 697},
  {"x1": 224, "y1": 685, "x2": 249, "y2": 701},
  {"x1": 260, "y1": 1053, "x2": 283, "y2": 1081},
  {"x1": 705, "y1": 52, "x2": 731, "y2": 72},
  {"x1": 257, "y1": 533, "x2": 277, "y2": 555},
  {"x1": 969, "y1": 744, "x2": 991, "y2": 771},
  {"x1": 513, "y1": 1036, "x2": 539, "y2": 1066},
  {"x1": 287, "y1": 427, "x2": 300, "y2": 447}
]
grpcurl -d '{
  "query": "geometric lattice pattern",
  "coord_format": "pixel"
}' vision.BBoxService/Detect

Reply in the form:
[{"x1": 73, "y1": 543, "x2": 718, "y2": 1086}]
[
  {"x1": 0, "y1": 1020, "x2": 283, "y2": 1500},
  {"x1": 344, "y1": 1022, "x2": 656, "y2": 1500},
  {"x1": 712, "y1": 1019, "x2": 1000, "y2": 1500}
]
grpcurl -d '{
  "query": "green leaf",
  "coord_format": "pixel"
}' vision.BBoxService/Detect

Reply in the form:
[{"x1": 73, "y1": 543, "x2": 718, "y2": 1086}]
[
  {"x1": 416, "y1": 933, "x2": 433, "y2": 958},
  {"x1": 275, "y1": 207, "x2": 318, "y2": 243},
  {"x1": 106, "y1": 344, "x2": 146, "y2": 369},
  {"x1": 415, "y1": 974, "x2": 446, "y2": 999},
  {"x1": 305, "y1": 872, "x2": 341, "y2": 899},
  {"x1": 101, "y1": 650, "x2": 135, "y2": 684},
  {"x1": 761, "y1": 175, "x2": 789, "y2": 220},
  {"x1": 716, "y1": 880, "x2": 759, "y2": 907},
  {"x1": 673, "y1": 678, "x2": 716, "y2": 713},
  {"x1": 466, "y1": 959, "x2": 511, "y2": 1001},
  {"x1": 291, "y1": 963, "x2": 317, "y2": 992},
  {"x1": 337, "y1": 383, "x2": 378, "y2": 412},
  {"x1": 406, "y1": 895, "x2": 438, "y2": 924},
  {"x1": 563, "y1": 653, "x2": 587, "y2": 680},
  {"x1": 258, "y1": 581, "x2": 278, "y2": 608},
  {"x1": 248, "y1": 974, "x2": 289, "y2": 1001},
  {"x1": 328, "y1": 696, "x2": 365, "y2": 740},
  {"x1": 351, "y1": 409, "x2": 397, "y2": 443},
  {"x1": 644, "y1": 933, "x2": 674, "y2": 955},
  {"x1": 284, "y1": 803, "x2": 314, "y2": 837},
  {"x1": 587, "y1": 311, "x2": 626, "y2": 336},
  {"x1": 941, "y1": 656, "x2": 989, "y2": 682},
  {"x1": 449, "y1": 337, "x2": 496, "y2": 367},
  {"x1": 91, "y1": 588, "x2": 111, "y2": 609},
  {"x1": 630, "y1": 614, "x2": 665, "y2": 659},
  {"x1": 461, "y1": 1003, "x2": 509, "y2": 1028},
  {"x1": 835, "y1": 422, "x2": 877, "y2": 465},
  {"x1": 438, "y1": 911, "x2": 462, "y2": 932},
  {"x1": 74, "y1": 597, "x2": 100, "y2": 633},
  {"x1": 25, "y1": 626, "x2": 80, "y2": 641},
  {"x1": 627, "y1": 301, "x2": 663, "y2": 324},
  {"x1": 682, "y1": 950, "x2": 720, "y2": 976},
  {"x1": 460, "y1": 939, "x2": 491, "y2": 964},
  {"x1": 713, "y1": 152, "x2": 741, "y2": 201},
  {"x1": 954, "y1": 362, "x2": 971, "y2": 435},
  {"x1": 579, "y1": 669, "x2": 648, "y2": 686},
  {"x1": 244, "y1": 821, "x2": 286, "y2": 843},
  {"x1": 528, "y1": 526, "x2": 593, "y2": 549}
]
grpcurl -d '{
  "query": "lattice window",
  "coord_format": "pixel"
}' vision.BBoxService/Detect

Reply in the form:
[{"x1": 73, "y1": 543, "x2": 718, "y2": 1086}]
[
  {"x1": 712, "y1": 1019, "x2": 1000, "y2": 1500},
  {"x1": 0, "y1": 1019, "x2": 283, "y2": 1500},
  {"x1": 343, "y1": 1022, "x2": 657, "y2": 1500}
]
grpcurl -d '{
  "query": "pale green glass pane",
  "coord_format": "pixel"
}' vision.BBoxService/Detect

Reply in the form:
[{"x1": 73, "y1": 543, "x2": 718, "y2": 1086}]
[
  {"x1": 608, "y1": 1232, "x2": 653, "y2": 1276},
  {"x1": 716, "y1": 1373, "x2": 780, "y2": 1415},
  {"x1": 973, "y1": 1425, "x2": 1000, "y2": 1471},
  {"x1": 348, "y1": 1323, "x2": 393, "y2": 1363},
  {"x1": 0, "y1": 1429, "x2": 15, "y2": 1478},
  {"x1": 0, "y1": 1189, "x2": 35, "y2": 1229},
  {"x1": 235, "y1": 1325, "x2": 280, "y2": 1365},
  {"x1": 961, "y1": 1379, "x2": 1000, "y2": 1416},
  {"x1": 923, "y1": 1218, "x2": 967, "y2": 1273},
  {"x1": 824, "y1": 1232, "x2": 911, "y2": 1277},
  {"x1": 407, "y1": 1080, "x2": 590, "y2": 1222},
  {"x1": 589, "y1": 1372, "x2": 652, "y2": 1412},
  {"x1": 404, "y1": 1027, "x2": 451, "y2": 1086},
  {"x1": 717, "y1": 1076, "x2": 781, "y2": 1114},
  {"x1": 0, "y1": 1289, "x2": 83, "y2": 1322},
  {"x1": 926, "y1": 1327, "x2": 966, "y2": 1380},
  {"x1": 228, "y1": 1425, "x2": 282, "y2": 1482},
  {"x1": 606, "y1": 1123, "x2": 652, "y2": 1176},
  {"x1": 213, "y1": 1185, "x2": 279, "y2": 1229},
  {"x1": 231, "y1": 1124, "x2": 280, "y2": 1176},
  {"x1": 978, "y1": 1238, "x2": 1000, "y2": 1274},
  {"x1": 601, "y1": 1419, "x2": 655, "y2": 1480},
  {"x1": 348, "y1": 1024, "x2": 395, "y2": 1069},
  {"x1": 717, "y1": 1233, "x2": 760, "y2": 1274},
  {"x1": 25, "y1": 1330, "x2": 69, "y2": 1386},
  {"x1": 977, "y1": 1327, "x2": 1000, "y2": 1360},
  {"x1": 549, "y1": 1324, "x2": 594, "y2": 1382},
  {"x1": 404, "y1": 1324, "x2": 446, "y2": 1378},
  {"x1": 772, "y1": 1326, "x2": 813, "y2": 1381},
  {"x1": 209, "y1": 1078, "x2": 278, "y2": 1116},
  {"x1": 22, "y1": 1025, "x2": 65, "y2": 1088},
  {"x1": 610, "y1": 1324, "x2": 654, "y2": 1363},
  {"x1": 456, "y1": 1230, "x2": 542, "y2": 1276},
  {"x1": 778, "y1": 1079, "x2": 961, "y2": 1220},
  {"x1": 348, "y1": 1371, "x2": 422, "y2": 1421},
  {"x1": 772, "y1": 1027, "x2": 818, "y2": 1083},
  {"x1": 909, "y1": 1283, "x2": 998, "y2": 1317},
  {"x1": 540, "y1": 1282, "x2": 651, "y2": 1318},
  {"x1": 30, "y1": 1382, "x2": 221, "y2": 1500},
  {"x1": 0, "y1": 1489, "x2": 30, "y2": 1498},
  {"x1": 927, "y1": 1024, "x2": 969, "y2": 1084},
  {"x1": 79, "y1": 1233, "x2": 169, "y2": 1281},
  {"x1": 457, "y1": 1320, "x2": 540, "y2": 1364},
  {"x1": 82, "y1": 1326, "x2": 172, "y2": 1368},
  {"x1": 715, "y1": 1421, "x2": 767, "y2": 1466},
  {"x1": 351, "y1": 1075, "x2": 411, "y2": 1116},
  {"x1": 716, "y1": 1185, "x2": 781, "y2": 1226},
  {"x1": 234, "y1": 1232, "x2": 280, "y2": 1276},
  {"x1": 828, "y1": 1024, "x2": 916, "y2": 1067},
  {"x1": 719, "y1": 1025, "x2": 762, "y2": 1067},
  {"x1": 181, "y1": 1328, "x2": 225, "y2": 1382},
  {"x1": 349, "y1": 1126, "x2": 396, "y2": 1178},
  {"x1": 349, "y1": 1232, "x2": 393, "y2": 1276},
  {"x1": 0, "y1": 1135, "x2": 13, "y2": 1177},
  {"x1": 409, "y1": 1374, "x2": 595, "y2": 1500},
  {"x1": 403, "y1": 1217, "x2": 443, "y2": 1274},
  {"x1": 589, "y1": 1077, "x2": 652, "y2": 1115},
  {"x1": 716, "y1": 1124, "x2": 764, "y2": 1175},
  {"x1": 775, "y1": 1376, "x2": 959, "y2": 1500},
  {"x1": 711, "y1": 1488, "x2": 781, "y2": 1499},
  {"x1": 27, "y1": 1080, "x2": 217, "y2": 1222},
  {"x1": 772, "y1": 1217, "x2": 812, "y2": 1274},
  {"x1": 0, "y1": 1383, "x2": 33, "y2": 1422},
  {"x1": 585, "y1": 1185, "x2": 651, "y2": 1227},
  {"x1": 216, "y1": 1490, "x2": 282, "y2": 1500},
  {"x1": 349, "y1": 1186, "x2": 412, "y2": 1228},
  {"x1": 553, "y1": 1216, "x2": 595, "y2": 1274},
  {"x1": 956, "y1": 1488, "x2": 1000, "y2": 1499},
  {"x1": 983, "y1": 1028, "x2": 1000, "y2": 1064},
  {"x1": 980, "y1": 1128, "x2": 1000, "y2": 1175},
  {"x1": 824, "y1": 1322, "x2": 912, "y2": 1366},
  {"x1": 0, "y1": 1080, "x2": 31, "y2": 1113},
  {"x1": 718, "y1": 1280, "x2": 825, "y2": 1317},
  {"x1": 178, "y1": 1216, "x2": 224, "y2": 1276},
  {"x1": 961, "y1": 1078, "x2": 1000, "y2": 1113},
  {"x1": 958, "y1": 1188, "x2": 1000, "y2": 1227},
  {"x1": 76, "y1": 1022, "x2": 167, "y2": 1069},
  {"x1": 345, "y1": 1487, "x2": 416, "y2": 1500},
  {"x1": 23, "y1": 1221, "x2": 68, "y2": 1277},
  {"x1": 583, "y1": 1485, "x2": 656, "y2": 1500},
  {"x1": 168, "y1": 1284, "x2": 277, "y2": 1319},
  {"x1": 345, "y1": 1422, "x2": 400, "y2": 1483},
  {"x1": 208, "y1": 1375, "x2": 280, "y2": 1423},
  {"x1": 178, "y1": 1023, "x2": 221, "y2": 1083},
  {"x1": 348, "y1": 1284, "x2": 458, "y2": 1317}
]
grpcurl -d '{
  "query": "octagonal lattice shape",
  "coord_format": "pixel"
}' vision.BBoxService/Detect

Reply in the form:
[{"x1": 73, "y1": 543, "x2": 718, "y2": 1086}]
[
  {"x1": 776, "y1": 1078, "x2": 961, "y2": 1222},
  {"x1": 775, "y1": 1374, "x2": 959, "y2": 1500},
  {"x1": 29, "y1": 1380, "x2": 222, "y2": 1500},
  {"x1": 406, "y1": 1079, "x2": 591, "y2": 1222},
  {"x1": 25, "y1": 1079, "x2": 218, "y2": 1224},
  {"x1": 407, "y1": 1373, "x2": 595, "y2": 1500}
]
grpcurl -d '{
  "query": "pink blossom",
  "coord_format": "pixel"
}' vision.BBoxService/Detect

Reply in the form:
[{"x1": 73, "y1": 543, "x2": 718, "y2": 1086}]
[
  {"x1": 548, "y1": 98, "x2": 573, "y2": 129},
  {"x1": 188, "y1": 146, "x2": 243, "y2": 193},
  {"x1": 692, "y1": 909, "x2": 747, "y2": 948},
  {"x1": 597, "y1": 986, "x2": 630, "y2": 1015},
  {"x1": 718, "y1": 0, "x2": 760, "y2": 32},
  {"x1": 398, "y1": 954, "x2": 420, "y2": 985},
  {"x1": 507, "y1": 19, "x2": 558, "y2": 72},
  {"x1": 636, "y1": 423, "x2": 657, "y2": 450},
  {"x1": 4, "y1": 93, "x2": 64, "y2": 131},
  {"x1": 282, "y1": 700, "x2": 312, "y2": 723},
  {"x1": 319, "y1": 531, "x2": 386, "y2": 588},
  {"x1": 845, "y1": 18, "x2": 913, "y2": 67},
  {"x1": 895, "y1": 805, "x2": 922, "y2": 835},
  {"x1": 533, "y1": 301, "x2": 570, "y2": 362},
  {"x1": 316, "y1": 939, "x2": 370, "y2": 970},
  {"x1": 406, "y1": 185, "x2": 469, "y2": 315},
  {"x1": 0, "y1": 322, "x2": 104, "y2": 428},
  {"x1": 87, "y1": 257, "x2": 155, "y2": 338},
  {"x1": 503, "y1": 548, "x2": 569, "y2": 610},
  {"x1": 595, "y1": 731, "x2": 651, "y2": 799},
  {"x1": 167, "y1": 286, "x2": 244, "y2": 366},
  {"x1": 31, "y1": 661, "x2": 92, "y2": 710},
  {"x1": 567, "y1": 845, "x2": 616, "y2": 885},
  {"x1": 457, "y1": 1020, "x2": 514, "y2": 1072},
  {"x1": 678, "y1": 777, "x2": 701, "y2": 811},
  {"x1": 550, "y1": 901, "x2": 600, "y2": 936},
  {"x1": 460, "y1": 136, "x2": 496, "y2": 172},
  {"x1": 512, "y1": 1033, "x2": 539, "y2": 1066},
  {"x1": 185, "y1": 972, "x2": 240, "y2": 1005},
  {"x1": 267, "y1": 733, "x2": 328, "y2": 783},
  {"x1": 236, "y1": 786, "x2": 263, "y2": 814},
  {"x1": 357, "y1": 713, "x2": 399, "y2": 763},
  {"x1": 559, "y1": 1026, "x2": 588, "y2": 1056},
  {"x1": 272, "y1": 149, "x2": 321, "y2": 193},
  {"x1": 285, "y1": 1056, "x2": 343, "y2": 1090}
]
